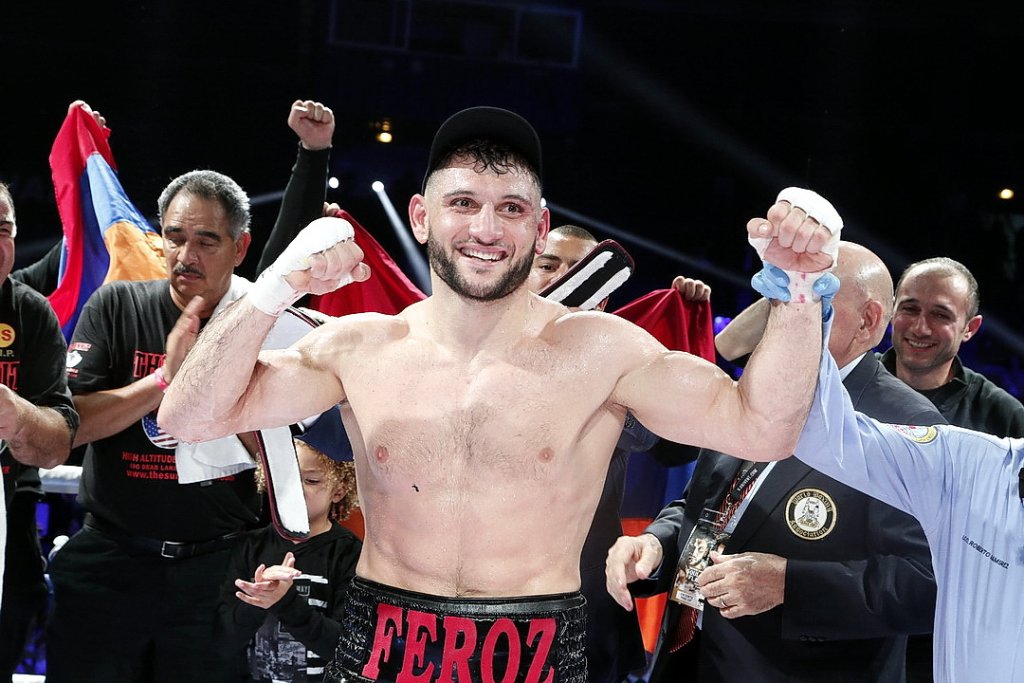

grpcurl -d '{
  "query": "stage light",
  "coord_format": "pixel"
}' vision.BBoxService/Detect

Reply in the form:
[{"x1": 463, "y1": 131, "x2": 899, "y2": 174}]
[
  {"x1": 999, "y1": 188, "x2": 1015, "y2": 200},
  {"x1": 328, "y1": 176, "x2": 340, "y2": 189},
  {"x1": 372, "y1": 181, "x2": 384, "y2": 193},
  {"x1": 375, "y1": 119, "x2": 393, "y2": 144}
]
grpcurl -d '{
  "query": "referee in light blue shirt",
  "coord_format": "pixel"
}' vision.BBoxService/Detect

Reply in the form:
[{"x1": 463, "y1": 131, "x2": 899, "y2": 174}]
[{"x1": 776, "y1": 341, "x2": 1024, "y2": 682}]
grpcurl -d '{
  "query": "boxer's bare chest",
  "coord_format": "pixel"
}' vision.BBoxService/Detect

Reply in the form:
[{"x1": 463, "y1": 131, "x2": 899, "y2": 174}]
[{"x1": 342, "y1": 337, "x2": 601, "y2": 477}]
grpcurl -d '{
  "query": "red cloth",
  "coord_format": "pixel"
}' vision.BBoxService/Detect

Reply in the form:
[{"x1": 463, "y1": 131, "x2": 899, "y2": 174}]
[
  {"x1": 308, "y1": 210, "x2": 425, "y2": 317},
  {"x1": 611, "y1": 288, "x2": 716, "y2": 361}
]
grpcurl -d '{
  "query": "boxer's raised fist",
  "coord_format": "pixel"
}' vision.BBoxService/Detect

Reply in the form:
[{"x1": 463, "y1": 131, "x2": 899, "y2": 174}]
[
  {"x1": 746, "y1": 188, "x2": 843, "y2": 303},
  {"x1": 249, "y1": 217, "x2": 369, "y2": 316}
]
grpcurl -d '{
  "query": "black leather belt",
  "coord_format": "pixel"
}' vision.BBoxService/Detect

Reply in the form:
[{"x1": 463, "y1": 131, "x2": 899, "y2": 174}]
[{"x1": 84, "y1": 514, "x2": 242, "y2": 560}]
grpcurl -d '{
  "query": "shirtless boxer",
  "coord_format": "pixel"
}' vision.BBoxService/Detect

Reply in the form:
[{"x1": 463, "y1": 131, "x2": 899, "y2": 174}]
[{"x1": 159, "y1": 106, "x2": 841, "y2": 682}]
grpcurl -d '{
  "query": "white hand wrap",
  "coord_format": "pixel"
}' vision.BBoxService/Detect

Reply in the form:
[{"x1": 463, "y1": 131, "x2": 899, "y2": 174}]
[
  {"x1": 249, "y1": 217, "x2": 356, "y2": 316},
  {"x1": 748, "y1": 187, "x2": 844, "y2": 303}
]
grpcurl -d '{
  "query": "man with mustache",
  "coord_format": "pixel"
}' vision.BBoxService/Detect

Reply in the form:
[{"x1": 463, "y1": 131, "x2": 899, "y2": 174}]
[
  {"x1": 46, "y1": 100, "x2": 337, "y2": 683},
  {"x1": 160, "y1": 106, "x2": 841, "y2": 683}
]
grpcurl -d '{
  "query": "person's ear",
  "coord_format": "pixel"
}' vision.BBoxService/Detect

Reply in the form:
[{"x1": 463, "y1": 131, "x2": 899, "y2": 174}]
[
  {"x1": 534, "y1": 207, "x2": 550, "y2": 255},
  {"x1": 858, "y1": 299, "x2": 884, "y2": 343},
  {"x1": 962, "y1": 314, "x2": 983, "y2": 342},
  {"x1": 234, "y1": 231, "x2": 252, "y2": 267},
  {"x1": 409, "y1": 195, "x2": 429, "y2": 245}
]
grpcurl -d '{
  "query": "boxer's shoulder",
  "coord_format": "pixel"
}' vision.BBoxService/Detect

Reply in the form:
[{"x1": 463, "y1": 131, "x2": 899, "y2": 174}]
[{"x1": 303, "y1": 311, "x2": 410, "y2": 355}]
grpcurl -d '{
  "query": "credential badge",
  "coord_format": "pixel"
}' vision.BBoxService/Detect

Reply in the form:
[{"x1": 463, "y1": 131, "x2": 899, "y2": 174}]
[{"x1": 786, "y1": 488, "x2": 837, "y2": 540}]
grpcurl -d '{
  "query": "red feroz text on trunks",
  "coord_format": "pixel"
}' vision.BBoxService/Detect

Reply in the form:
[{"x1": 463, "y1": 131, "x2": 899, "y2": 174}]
[{"x1": 361, "y1": 603, "x2": 557, "y2": 683}]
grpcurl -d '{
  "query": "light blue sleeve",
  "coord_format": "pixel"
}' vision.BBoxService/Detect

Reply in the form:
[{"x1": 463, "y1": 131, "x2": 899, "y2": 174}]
[{"x1": 793, "y1": 347, "x2": 955, "y2": 533}]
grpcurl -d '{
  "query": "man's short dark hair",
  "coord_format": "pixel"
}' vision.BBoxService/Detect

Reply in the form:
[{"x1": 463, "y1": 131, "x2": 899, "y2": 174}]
[
  {"x1": 157, "y1": 170, "x2": 251, "y2": 240},
  {"x1": 552, "y1": 224, "x2": 597, "y2": 243},
  {"x1": 896, "y1": 256, "x2": 980, "y2": 319}
]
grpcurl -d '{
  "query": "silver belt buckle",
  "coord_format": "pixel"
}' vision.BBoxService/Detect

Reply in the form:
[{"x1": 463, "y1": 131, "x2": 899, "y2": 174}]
[{"x1": 160, "y1": 541, "x2": 185, "y2": 558}]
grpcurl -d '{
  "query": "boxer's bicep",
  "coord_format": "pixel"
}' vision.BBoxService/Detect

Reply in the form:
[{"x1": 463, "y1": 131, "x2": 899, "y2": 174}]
[
  {"x1": 238, "y1": 341, "x2": 347, "y2": 431},
  {"x1": 612, "y1": 346, "x2": 742, "y2": 453}
]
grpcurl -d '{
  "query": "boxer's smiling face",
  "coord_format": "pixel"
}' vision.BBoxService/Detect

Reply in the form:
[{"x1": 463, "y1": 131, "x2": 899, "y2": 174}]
[
  {"x1": 162, "y1": 191, "x2": 250, "y2": 316},
  {"x1": 413, "y1": 161, "x2": 548, "y2": 302}
]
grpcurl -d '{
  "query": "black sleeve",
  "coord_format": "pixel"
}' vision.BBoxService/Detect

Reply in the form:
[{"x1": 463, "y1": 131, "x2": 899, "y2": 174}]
[
  {"x1": 18, "y1": 286, "x2": 77, "y2": 442},
  {"x1": 257, "y1": 144, "x2": 332, "y2": 273},
  {"x1": 273, "y1": 535, "x2": 362, "y2": 659},
  {"x1": 66, "y1": 286, "x2": 117, "y2": 394},
  {"x1": 11, "y1": 242, "x2": 62, "y2": 295},
  {"x1": 3, "y1": 285, "x2": 78, "y2": 500},
  {"x1": 630, "y1": 484, "x2": 694, "y2": 598},
  {"x1": 646, "y1": 439, "x2": 701, "y2": 467}
]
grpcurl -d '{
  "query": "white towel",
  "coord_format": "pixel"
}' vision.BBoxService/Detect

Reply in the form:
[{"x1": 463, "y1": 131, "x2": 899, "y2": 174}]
[{"x1": 174, "y1": 277, "x2": 320, "y2": 484}]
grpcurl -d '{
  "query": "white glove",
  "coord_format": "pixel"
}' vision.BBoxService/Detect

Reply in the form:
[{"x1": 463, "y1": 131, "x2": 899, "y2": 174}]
[
  {"x1": 748, "y1": 187, "x2": 843, "y2": 303},
  {"x1": 249, "y1": 217, "x2": 356, "y2": 316}
]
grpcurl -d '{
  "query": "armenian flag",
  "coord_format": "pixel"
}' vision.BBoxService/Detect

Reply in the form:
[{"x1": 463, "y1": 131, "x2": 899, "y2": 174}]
[{"x1": 47, "y1": 104, "x2": 165, "y2": 339}]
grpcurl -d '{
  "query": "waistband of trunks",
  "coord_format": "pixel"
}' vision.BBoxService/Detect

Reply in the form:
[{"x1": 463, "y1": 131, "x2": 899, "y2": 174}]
[
  {"x1": 326, "y1": 577, "x2": 588, "y2": 683},
  {"x1": 352, "y1": 576, "x2": 586, "y2": 616}
]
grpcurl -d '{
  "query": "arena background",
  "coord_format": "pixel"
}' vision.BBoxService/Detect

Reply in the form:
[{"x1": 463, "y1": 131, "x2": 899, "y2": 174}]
[{"x1": 4, "y1": 1, "x2": 1023, "y2": 675}]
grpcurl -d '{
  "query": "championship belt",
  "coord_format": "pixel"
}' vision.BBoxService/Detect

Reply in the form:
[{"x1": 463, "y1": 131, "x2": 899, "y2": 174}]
[
  {"x1": 538, "y1": 239, "x2": 635, "y2": 310},
  {"x1": 258, "y1": 306, "x2": 331, "y2": 541}
]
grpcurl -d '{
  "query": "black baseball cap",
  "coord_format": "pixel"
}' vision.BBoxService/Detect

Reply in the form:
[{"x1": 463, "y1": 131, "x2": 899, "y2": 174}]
[
  {"x1": 296, "y1": 406, "x2": 352, "y2": 462},
  {"x1": 422, "y1": 106, "x2": 542, "y2": 191}
]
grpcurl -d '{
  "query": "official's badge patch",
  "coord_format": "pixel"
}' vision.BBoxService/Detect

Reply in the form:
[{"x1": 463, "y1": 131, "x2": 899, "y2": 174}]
[
  {"x1": 786, "y1": 488, "x2": 837, "y2": 540},
  {"x1": 889, "y1": 424, "x2": 938, "y2": 444}
]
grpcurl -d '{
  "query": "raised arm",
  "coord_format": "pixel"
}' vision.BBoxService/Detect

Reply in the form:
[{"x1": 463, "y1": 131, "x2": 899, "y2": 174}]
[
  {"x1": 615, "y1": 191, "x2": 841, "y2": 460},
  {"x1": 159, "y1": 218, "x2": 370, "y2": 442},
  {"x1": 790, "y1": 346, "x2": 970, "y2": 529},
  {"x1": 258, "y1": 100, "x2": 335, "y2": 272},
  {"x1": 714, "y1": 297, "x2": 769, "y2": 361}
]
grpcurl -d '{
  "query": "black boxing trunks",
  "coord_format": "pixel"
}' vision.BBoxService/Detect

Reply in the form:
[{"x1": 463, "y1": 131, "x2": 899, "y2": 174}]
[{"x1": 325, "y1": 577, "x2": 587, "y2": 683}]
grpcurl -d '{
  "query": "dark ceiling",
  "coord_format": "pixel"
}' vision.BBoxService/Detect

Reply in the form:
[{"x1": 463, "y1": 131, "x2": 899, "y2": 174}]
[{"x1": 6, "y1": 0, "x2": 1023, "y2": 384}]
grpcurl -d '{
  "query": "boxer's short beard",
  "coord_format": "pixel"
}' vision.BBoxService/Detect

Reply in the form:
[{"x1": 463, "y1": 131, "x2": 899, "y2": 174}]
[{"x1": 427, "y1": 234, "x2": 535, "y2": 302}]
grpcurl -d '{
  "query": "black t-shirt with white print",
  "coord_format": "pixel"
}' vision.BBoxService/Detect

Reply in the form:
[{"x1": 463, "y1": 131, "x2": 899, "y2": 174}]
[{"x1": 67, "y1": 278, "x2": 259, "y2": 540}]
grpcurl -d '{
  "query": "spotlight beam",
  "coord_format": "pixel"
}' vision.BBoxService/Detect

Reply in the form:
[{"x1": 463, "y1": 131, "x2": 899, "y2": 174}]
[{"x1": 372, "y1": 182, "x2": 431, "y2": 294}]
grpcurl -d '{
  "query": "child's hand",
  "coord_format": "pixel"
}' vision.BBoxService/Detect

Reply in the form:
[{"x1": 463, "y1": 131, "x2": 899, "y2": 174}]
[{"x1": 235, "y1": 552, "x2": 301, "y2": 610}]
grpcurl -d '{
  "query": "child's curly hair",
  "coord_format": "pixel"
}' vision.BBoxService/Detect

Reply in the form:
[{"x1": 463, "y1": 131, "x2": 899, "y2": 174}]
[{"x1": 255, "y1": 441, "x2": 359, "y2": 523}]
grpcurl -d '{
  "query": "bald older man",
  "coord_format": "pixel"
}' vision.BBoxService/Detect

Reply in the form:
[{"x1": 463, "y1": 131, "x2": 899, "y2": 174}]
[{"x1": 607, "y1": 242, "x2": 945, "y2": 683}]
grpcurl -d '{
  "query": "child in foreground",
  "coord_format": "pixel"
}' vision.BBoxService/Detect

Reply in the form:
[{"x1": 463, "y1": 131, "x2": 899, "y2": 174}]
[{"x1": 217, "y1": 431, "x2": 361, "y2": 683}]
